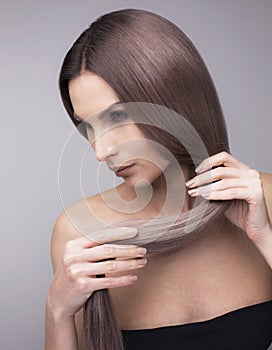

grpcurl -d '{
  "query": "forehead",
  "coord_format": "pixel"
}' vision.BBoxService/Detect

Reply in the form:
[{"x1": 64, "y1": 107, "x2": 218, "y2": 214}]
[{"x1": 68, "y1": 71, "x2": 120, "y2": 120}]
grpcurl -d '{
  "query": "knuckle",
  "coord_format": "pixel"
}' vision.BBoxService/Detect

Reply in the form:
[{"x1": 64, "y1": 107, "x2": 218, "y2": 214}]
[
  {"x1": 63, "y1": 254, "x2": 74, "y2": 267},
  {"x1": 66, "y1": 266, "x2": 76, "y2": 279},
  {"x1": 76, "y1": 277, "x2": 86, "y2": 291},
  {"x1": 64, "y1": 240, "x2": 74, "y2": 251},
  {"x1": 214, "y1": 167, "x2": 223, "y2": 177},
  {"x1": 66, "y1": 265, "x2": 83, "y2": 280},
  {"x1": 220, "y1": 178, "x2": 227, "y2": 187},
  {"x1": 104, "y1": 277, "x2": 113, "y2": 287},
  {"x1": 249, "y1": 169, "x2": 260, "y2": 178},
  {"x1": 221, "y1": 151, "x2": 229, "y2": 160},
  {"x1": 255, "y1": 177, "x2": 262, "y2": 189},
  {"x1": 250, "y1": 177, "x2": 259, "y2": 186},
  {"x1": 245, "y1": 179, "x2": 253, "y2": 188},
  {"x1": 253, "y1": 181, "x2": 263, "y2": 196},
  {"x1": 224, "y1": 168, "x2": 233, "y2": 176},
  {"x1": 255, "y1": 189, "x2": 263, "y2": 201},
  {"x1": 230, "y1": 188, "x2": 237, "y2": 197},
  {"x1": 103, "y1": 244, "x2": 114, "y2": 257},
  {"x1": 107, "y1": 260, "x2": 116, "y2": 272}
]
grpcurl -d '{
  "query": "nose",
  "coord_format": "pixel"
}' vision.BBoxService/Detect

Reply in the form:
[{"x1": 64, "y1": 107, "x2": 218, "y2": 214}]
[{"x1": 93, "y1": 133, "x2": 117, "y2": 162}]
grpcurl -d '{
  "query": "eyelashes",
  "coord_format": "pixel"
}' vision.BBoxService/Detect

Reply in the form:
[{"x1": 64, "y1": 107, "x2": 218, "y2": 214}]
[
  {"x1": 109, "y1": 110, "x2": 128, "y2": 124},
  {"x1": 83, "y1": 110, "x2": 128, "y2": 131}
]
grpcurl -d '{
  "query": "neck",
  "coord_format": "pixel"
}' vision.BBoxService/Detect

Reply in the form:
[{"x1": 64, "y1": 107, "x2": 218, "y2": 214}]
[{"x1": 116, "y1": 162, "x2": 195, "y2": 217}]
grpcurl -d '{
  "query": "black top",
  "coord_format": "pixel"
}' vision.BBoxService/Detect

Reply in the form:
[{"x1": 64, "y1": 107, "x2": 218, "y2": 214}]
[{"x1": 121, "y1": 300, "x2": 272, "y2": 350}]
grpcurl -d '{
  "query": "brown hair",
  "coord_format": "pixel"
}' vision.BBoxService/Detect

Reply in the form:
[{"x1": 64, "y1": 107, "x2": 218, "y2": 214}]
[{"x1": 59, "y1": 8, "x2": 233, "y2": 350}]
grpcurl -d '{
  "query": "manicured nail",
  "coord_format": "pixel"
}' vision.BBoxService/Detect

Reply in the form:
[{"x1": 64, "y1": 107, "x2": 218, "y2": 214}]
[
  {"x1": 138, "y1": 258, "x2": 147, "y2": 265},
  {"x1": 188, "y1": 189, "x2": 197, "y2": 196},
  {"x1": 185, "y1": 179, "x2": 194, "y2": 187},
  {"x1": 130, "y1": 275, "x2": 138, "y2": 281},
  {"x1": 137, "y1": 247, "x2": 147, "y2": 255},
  {"x1": 195, "y1": 164, "x2": 203, "y2": 173}
]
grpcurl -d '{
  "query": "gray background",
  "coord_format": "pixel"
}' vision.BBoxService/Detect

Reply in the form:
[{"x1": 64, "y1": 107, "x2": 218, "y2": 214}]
[{"x1": 1, "y1": 1, "x2": 271, "y2": 349}]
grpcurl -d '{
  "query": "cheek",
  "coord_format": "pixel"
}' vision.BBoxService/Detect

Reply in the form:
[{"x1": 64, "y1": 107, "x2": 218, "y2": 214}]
[
  {"x1": 137, "y1": 149, "x2": 170, "y2": 182},
  {"x1": 127, "y1": 125, "x2": 146, "y2": 140},
  {"x1": 114, "y1": 126, "x2": 148, "y2": 154},
  {"x1": 142, "y1": 143, "x2": 170, "y2": 168},
  {"x1": 149, "y1": 157, "x2": 170, "y2": 175}
]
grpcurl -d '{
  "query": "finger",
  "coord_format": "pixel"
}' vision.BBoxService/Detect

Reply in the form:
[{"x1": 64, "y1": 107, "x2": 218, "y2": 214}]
[
  {"x1": 72, "y1": 257, "x2": 147, "y2": 277},
  {"x1": 91, "y1": 274, "x2": 138, "y2": 289},
  {"x1": 98, "y1": 257, "x2": 148, "y2": 275},
  {"x1": 186, "y1": 167, "x2": 247, "y2": 188},
  {"x1": 200, "y1": 188, "x2": 251, "y2": 201},
  {"x1": 188, "y1": 178, "x2": 251, "y2": 197},
  {"x1": 74, "y1": 227, "x2": 138, "y2": 248},
  {"x1": 197, "y1": 186, "x2": 262, "y2": 203},
  {"x1": 71, "y1": 274, "x2": 139, "y2": 293},
  {"x1": 195, "y1": 151, "x2": 251, "y2": 174},
  {"x1": 86, "y1": 244, "x2": 147, "y2": 262}
]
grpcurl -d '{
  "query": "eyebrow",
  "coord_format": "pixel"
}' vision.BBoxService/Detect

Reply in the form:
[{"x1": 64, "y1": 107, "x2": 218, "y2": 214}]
[{"x1": 73, "y1": 101, "x2": 122, "y2": 122}]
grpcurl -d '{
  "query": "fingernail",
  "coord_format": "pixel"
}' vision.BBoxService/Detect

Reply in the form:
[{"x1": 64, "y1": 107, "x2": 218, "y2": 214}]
[
  {"x1": 195, "y1": 164, "x2": 203, "y2": 173},
  {"x1": 138, "y1": 258, "x2": 147, "y2": 265},
  {"x1": 137, "y1": 247, "x2": 147, "y2": 255},
  {"x1": 188, "y1": 189, "x2": 197, "y2": 196},
  {"x1": 185, "y1": 179, "x2": 194, "y2": 187},
  {"x1": 130, "y1": 275, "x2": 138, "y2": 281}
]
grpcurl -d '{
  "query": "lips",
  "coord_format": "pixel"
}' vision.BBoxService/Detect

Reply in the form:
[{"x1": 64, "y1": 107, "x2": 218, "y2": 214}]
[
  {"x1": 117, "y1": 164, "x2": 133, "y2": 172},
  {"x1": 110, "y1": 164, "x2": 135, "y2": 174}
]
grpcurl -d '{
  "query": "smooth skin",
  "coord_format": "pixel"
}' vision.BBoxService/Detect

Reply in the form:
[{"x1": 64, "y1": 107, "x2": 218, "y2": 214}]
[{"x1": 45, "y1": 71, "x2": 272, "y2": 350}]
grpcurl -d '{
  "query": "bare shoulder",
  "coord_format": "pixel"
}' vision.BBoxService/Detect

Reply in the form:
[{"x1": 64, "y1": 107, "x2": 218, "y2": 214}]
[
  {"x1": 49, "y1": 191, "x2": 110, "y2": 350},
  {"x1": 50, "y1": 191, "x2": 111, "y2": 271}
]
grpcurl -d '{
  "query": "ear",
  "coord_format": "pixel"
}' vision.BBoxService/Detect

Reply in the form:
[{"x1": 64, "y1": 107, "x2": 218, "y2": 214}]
[{"x1": 259, "y1": 172, "x2": 272, "y2": 225}]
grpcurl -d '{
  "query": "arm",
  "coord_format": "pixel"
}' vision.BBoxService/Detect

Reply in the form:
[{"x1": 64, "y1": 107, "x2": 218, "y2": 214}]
[
  {"x1": 45, "y1": 306, "x2": 78, "y2": 350},
  {"x1": 44, "y1": 211, "x2": 88, "y2": 350},
  {"x1": 45, "y1": 202, "x2": 142, "y2": 350}
]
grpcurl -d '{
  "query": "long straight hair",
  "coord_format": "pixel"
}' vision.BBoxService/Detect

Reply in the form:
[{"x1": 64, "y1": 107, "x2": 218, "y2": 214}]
[{"x1": 59, "y1": 8, "x2": 233, "y2": 350}]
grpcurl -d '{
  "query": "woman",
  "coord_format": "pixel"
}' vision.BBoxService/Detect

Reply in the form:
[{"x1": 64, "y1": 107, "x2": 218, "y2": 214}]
[{"x1": 45, "y1": 9, "x2": 272, "y2": 350}]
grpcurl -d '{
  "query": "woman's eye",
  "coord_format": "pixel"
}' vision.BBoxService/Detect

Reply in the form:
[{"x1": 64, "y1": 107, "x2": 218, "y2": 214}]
[
  {"x1": 109, "y1": 110, "x2": 127, "y2": 123},
  {"x1": 81, "y1": 110, "x2": 127, "y2": 133}
]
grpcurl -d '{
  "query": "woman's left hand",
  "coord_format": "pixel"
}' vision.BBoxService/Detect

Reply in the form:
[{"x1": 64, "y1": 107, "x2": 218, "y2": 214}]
[{"x1": 185, "y1": 151, "x2": 272, "y2": 244}]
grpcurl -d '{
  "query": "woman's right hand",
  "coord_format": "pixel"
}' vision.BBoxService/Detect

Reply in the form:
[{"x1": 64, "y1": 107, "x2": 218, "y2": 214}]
[{"x1": 46, "y1": 227, "x2": 147, "y2": 318}]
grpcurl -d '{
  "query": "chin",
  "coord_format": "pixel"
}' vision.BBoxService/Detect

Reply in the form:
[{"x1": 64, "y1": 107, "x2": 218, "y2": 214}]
[{"x1": 127, "y1": 172, "x2": 163, "y2": 189}]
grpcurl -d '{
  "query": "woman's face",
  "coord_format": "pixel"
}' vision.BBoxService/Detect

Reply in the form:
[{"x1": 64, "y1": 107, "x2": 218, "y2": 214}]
[{"x1": 68, "y1": 71, "x2": 171, "y2": 189}]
